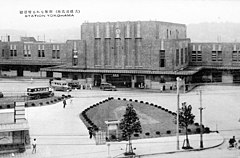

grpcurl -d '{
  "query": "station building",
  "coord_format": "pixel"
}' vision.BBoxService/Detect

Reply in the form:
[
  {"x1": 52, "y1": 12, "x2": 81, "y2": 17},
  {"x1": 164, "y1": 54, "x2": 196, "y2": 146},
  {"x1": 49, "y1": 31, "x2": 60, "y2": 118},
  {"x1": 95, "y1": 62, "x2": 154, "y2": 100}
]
[{"x1": 0, "y1": 21, "x2": 240, "y2": 89}]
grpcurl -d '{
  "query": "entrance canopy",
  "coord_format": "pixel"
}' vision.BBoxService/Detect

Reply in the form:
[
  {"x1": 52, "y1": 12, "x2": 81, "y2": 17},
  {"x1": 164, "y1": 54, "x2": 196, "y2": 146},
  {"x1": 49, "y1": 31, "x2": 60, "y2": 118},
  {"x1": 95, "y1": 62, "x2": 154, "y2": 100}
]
[{"x1": 41, "y1": 65, "x2": 202, "y2": 76}]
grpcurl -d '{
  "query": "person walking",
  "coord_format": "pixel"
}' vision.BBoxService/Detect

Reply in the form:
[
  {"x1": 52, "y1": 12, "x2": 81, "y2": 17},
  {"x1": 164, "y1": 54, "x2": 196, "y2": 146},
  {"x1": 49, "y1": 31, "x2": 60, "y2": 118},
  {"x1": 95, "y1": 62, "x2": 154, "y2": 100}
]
[
  {"x1": 32, "y1": 138, "x2": 37, "y2": 154},
  {"x1": 63, "y1": 99, "x2": 67, "y2": 108}
]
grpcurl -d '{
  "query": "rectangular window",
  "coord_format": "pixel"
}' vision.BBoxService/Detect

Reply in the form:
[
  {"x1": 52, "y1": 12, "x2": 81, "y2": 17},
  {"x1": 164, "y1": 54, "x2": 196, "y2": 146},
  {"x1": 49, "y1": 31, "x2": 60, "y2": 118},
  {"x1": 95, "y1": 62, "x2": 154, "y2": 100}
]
[
  {"x1": 238, "y1": 51, "x2": 240, "y2": 61},
  {"x1": 232, "y1": 51, "x2": 238, "y2": 61},
  {"x1": 217, "y1": 51, "x2": 222, "y2": 61},
  {"x1": 14, "y1": 50, "x2": 17, "y2": 56},
  {"x1": 185, "y1": 48, "x2": 188, "y2": 63},
  {"x1": 38, "y1": 45, "x2": 45, "y2": 58},
  {"x1": 28, "y1": 45, "x2": 31, "y2": 57},
  {"x1": 56, "y1": 50, "x2": 60, "y2": 59},
  {"x1": 2, "y1": 49, "x2": 4, "y2": 57},
  {"x1": 38, "y1": 50, "x2": 41, "y2": 57},
  {"x1": 192, "y1": 51, "x2": 196, "y2": 62},
  {"x1": 212, "y1": 51, "x2": 217, "y2": 61},
  {"x1": 24, "y1": 45, "x2": 27, "y2": 57},
  {"x1": 176, "y1": 49, "x2": 179, "y2": 66},
  {"x1": 52, "y1": 50, "x2": 56, "y2": 58},
  {"x1": 197, "y1": 51, "x2": 202, "y2": 61},
  {"x1": 42, "y1": 50, "x2": 45, "y2": 57},
  {"x1": 181, "y1": 48, "x2": 183, "y2": 65},
  {"x1": 159, "y1": 50, "x2": 165, "y2": 67}
]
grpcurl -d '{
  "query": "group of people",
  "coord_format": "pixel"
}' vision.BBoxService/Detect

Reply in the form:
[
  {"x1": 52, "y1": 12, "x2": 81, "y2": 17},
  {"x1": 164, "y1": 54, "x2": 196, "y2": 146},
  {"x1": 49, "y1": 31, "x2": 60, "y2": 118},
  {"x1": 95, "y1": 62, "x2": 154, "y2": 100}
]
[{"x1": 229, "y1": 136, "x2": 240, "y2": 149}]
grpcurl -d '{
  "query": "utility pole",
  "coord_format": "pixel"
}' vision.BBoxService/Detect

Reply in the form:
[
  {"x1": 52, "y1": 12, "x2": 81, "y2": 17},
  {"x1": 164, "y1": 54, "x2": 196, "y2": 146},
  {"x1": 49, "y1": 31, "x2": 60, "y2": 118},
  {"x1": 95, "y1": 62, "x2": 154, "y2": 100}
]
[
  {"x1": 199, "y1": 90, "x2": 204, "y2": 148},
  {"x1": 176, "y1": 77, "x2": 181, "y2": 150}
]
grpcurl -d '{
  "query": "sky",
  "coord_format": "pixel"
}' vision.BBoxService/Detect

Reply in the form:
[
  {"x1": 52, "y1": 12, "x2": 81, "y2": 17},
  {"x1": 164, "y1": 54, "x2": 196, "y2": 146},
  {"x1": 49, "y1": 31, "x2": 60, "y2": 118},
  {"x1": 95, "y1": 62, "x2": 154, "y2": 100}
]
[{"x1": 0, "y1": 0, "x2": 240, "y2": 31}]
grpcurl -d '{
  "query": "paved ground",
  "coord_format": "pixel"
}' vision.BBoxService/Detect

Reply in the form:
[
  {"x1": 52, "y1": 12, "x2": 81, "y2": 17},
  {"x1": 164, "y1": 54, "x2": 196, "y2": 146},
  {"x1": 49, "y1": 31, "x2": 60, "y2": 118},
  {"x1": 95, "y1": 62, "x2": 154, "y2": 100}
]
[{"x1": 0, "y1": 79, "x2": 239, "y2": 158}]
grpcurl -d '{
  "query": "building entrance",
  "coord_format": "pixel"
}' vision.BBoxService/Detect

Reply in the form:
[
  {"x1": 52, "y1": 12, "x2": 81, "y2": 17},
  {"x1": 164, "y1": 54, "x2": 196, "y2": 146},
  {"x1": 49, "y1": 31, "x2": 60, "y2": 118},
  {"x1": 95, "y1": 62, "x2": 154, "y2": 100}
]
[
  {"x1": 135, "y1": 75, "x2": 145, "y2": 88},
  {"x1": 106, "y1": 74, "x2": 131, "y2": 87},
  {"x1": 94, "y1": 75, "x2": 102, "y2": 86}
]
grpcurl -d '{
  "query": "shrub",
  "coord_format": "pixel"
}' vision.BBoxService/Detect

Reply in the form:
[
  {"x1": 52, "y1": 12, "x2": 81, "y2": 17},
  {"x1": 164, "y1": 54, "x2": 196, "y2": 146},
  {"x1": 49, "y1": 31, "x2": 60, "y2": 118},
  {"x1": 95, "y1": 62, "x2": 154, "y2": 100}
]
[
  {"x1": 134, "y1": 133, "x2": 139, "y2": 137},
  {"x1": 145, "y1": 132, "x2": 150, "y2": 136},
  {"x1": 50, "y1": 100, "x2": 54, "y2": 103},
  {"x1": 156, "y1": 131, "x2": 160, "y2": 135},
  {"x1": 166, "y1": 130, "x2": 171, "y2": 134},
  {"x1": 135, "y1": 100, "x2": 138, "y2": 102},
  {"x1": 187, "y1": 129, "x2": 192, "y2": 133},
  {"x1": 196, "y1": 128, "x2": 201, "y2": 134},
  {"x1": 129, "y1": 99, "x2": 132, "y2": 101},
  {"x1": 46, "y1": 102, "x2": 49, "y2": 105},
  {"x1": 140, "y1": 101, "x2": 144, "y2": 103},
  {"x1": 179, "y1": 130, "x2": 182, "y2": 133},
  {"x1": 31, "y1": 103, "x2": 35, "y2": 106},
  {"x1": 39, "y1": 102, "x2": 43, "y2": 106},
  {"x1": 204, "y1": 127, "x2": 210, "y2": 133},
  {"x1": 194, "y1": 123, "x2": 199, "y2": 126},
  {"x1": 150, "y1": 103, "x2": 154, "y2": 106},
  {"x1": 62, "y1": 94, "x2": 65, "y2": 97},
  {"x1": 58, "y1": 98, "x2": 62, "y2": 101},
  {"x1": 7, "y1": 105, "x2": 11, "y2": 108},
  {"x1": 110, "y1": 135, "x2": 117, "y2": 140},
  {"x1": 118, "y1": 98, "x2": 121, "y2": 100},
  {"x1": 67, "y1": 95, "x2": 71, "y2": 98},
  {"x1": 145, "y1": 102, "x2": 149, "y2": 104},
  {"x1": 0, "y1": 106, "x2": 2, "y2": 109},
  {"x1": 155, "y1": 105, "x2": 158, "y2": 107},
  {"x1": 54, "y1": 99, "x2": 57, "y2": 102},
  {"x1": 123, "y1": 98, "x2": 126, "y2": 101}
]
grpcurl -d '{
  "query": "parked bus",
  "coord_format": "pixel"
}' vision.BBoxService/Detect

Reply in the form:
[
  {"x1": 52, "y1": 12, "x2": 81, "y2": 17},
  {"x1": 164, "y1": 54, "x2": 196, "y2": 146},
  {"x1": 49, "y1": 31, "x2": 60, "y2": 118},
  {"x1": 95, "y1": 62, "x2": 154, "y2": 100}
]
[
  {"x1": 50, "y1": 80, "x2": 72, "y2": 91},
  {"x1": 27, "y1": 86, "x2": 54, "y2": 100}
]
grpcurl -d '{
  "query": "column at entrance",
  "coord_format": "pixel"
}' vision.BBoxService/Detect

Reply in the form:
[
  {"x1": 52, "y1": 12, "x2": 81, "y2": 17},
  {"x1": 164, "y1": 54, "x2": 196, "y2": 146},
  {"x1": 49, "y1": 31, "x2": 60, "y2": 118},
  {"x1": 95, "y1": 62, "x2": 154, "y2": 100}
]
[
  {"x1": 101, "y1": 74, "x2": 106, "y2": 83},
  {"x1": 131, "y1": 75, "x2": 136, "y2": 88}
]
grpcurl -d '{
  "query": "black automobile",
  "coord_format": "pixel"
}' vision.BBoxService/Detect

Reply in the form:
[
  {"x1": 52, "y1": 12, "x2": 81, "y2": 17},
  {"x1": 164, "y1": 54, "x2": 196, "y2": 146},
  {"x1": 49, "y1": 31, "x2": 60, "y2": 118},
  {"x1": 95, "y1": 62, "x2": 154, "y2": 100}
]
[
  {"x1": 100, "y1": 83, "x2": 117, "y2": 91},
  {"x1": 0, "y1": 92, "x2": 4, "y2": 98}
]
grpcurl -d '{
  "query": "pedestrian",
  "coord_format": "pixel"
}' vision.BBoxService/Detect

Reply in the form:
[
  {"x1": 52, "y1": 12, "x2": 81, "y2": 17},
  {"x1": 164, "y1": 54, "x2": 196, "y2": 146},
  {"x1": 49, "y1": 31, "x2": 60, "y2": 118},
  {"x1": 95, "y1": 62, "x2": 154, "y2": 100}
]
[
  {"x1": 63, "y1": 99, "x2": 67, "y2": 108},
  {"x1": 32, "y1": 138, "x2": 37, "y2": 154}
]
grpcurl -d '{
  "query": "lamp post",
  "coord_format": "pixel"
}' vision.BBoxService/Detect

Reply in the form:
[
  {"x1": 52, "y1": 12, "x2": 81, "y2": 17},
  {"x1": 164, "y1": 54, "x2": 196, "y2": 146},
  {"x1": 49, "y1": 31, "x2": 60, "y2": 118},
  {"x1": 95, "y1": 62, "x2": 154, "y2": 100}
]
[
  {"x1": 176, "y1": 77, "x2": 181, "y2": 150},
  {"x1": 199, "y1": 90, "x2": 204, "y2": 148},
  {"x1": 107, "y1": 142, "x2": 111, "y2": 158}
]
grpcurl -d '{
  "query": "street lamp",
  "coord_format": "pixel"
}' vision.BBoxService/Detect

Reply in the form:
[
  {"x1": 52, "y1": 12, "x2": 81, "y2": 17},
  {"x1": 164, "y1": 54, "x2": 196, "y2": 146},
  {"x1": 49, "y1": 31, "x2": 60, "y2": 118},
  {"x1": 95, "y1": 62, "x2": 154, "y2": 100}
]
[
  {"x1": 176, "y1": 77, "x2": 181, "y2": 150},
  {"x1": 107, "y1": 142, "x2": 111, "y2": 158},
  {"x1": 199, "y1": 90, "x2": 204, "y2": 148}
]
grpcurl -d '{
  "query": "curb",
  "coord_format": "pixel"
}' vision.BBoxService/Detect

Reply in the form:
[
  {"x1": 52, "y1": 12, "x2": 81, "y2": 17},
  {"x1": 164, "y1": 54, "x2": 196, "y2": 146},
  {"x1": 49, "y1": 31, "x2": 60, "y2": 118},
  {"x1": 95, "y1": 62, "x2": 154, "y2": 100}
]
[{"x1": 117, "y1": 133, "x2": 225, "y2": 158}]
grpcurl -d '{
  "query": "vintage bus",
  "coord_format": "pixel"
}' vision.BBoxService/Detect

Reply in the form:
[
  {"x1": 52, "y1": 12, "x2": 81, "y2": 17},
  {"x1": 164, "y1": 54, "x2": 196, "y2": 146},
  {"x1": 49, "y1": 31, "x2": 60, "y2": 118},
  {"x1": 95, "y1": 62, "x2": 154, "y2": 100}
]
[
  {"x1": 50, "y1": 80, "x2": 72, "y2": 91},
  {"x1": 27, "y1": 86, "x2": 54, "y2": 100}
]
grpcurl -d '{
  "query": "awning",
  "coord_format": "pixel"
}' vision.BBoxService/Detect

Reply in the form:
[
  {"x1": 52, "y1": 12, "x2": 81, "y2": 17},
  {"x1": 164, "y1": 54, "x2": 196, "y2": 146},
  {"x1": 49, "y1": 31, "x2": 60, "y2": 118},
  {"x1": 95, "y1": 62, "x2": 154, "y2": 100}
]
[{"x1": 41, "y1": 65, "x2": 201, "y2": 76}]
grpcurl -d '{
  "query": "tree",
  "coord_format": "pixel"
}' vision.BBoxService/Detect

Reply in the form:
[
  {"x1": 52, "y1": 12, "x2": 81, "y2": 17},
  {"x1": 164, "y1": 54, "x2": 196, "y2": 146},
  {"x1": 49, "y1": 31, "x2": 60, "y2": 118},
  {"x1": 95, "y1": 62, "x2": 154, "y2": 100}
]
[
  {"x1": 177, "y1": 102, "x2": 195, "y2": 149},
  {"x1": 119, "y1": 104, "x2": 142, "y2": 155}
]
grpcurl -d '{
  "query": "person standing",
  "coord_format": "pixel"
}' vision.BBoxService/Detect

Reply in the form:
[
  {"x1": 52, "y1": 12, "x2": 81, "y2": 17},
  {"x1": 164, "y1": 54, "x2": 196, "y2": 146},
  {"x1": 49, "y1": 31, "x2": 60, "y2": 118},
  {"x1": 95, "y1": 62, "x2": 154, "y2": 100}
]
[
  {"x1": 32, "y1": 138, "x2": 37, "y2": 154},
  {"x1": 63, "y1": 99, "x2": 67, "y2": 108}
]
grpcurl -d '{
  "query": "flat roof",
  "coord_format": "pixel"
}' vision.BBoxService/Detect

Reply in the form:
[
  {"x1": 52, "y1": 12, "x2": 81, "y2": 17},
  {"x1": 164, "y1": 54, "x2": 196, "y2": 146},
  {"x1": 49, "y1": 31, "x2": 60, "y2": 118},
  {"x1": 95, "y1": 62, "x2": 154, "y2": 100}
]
[{"x1": 0, "y1": 122, "x2": 29, "y2": 132}]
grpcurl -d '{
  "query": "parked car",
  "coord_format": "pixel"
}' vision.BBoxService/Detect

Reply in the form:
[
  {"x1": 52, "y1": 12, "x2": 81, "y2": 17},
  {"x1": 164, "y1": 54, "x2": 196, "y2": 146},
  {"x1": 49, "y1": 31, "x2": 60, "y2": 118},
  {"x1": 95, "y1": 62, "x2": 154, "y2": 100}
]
[
  {"x1": 100, "y1": 83, "x2": 117, "y2": 91},
  {"x1": 0, "y1": 92, "x2": 3, "y2": 98}
]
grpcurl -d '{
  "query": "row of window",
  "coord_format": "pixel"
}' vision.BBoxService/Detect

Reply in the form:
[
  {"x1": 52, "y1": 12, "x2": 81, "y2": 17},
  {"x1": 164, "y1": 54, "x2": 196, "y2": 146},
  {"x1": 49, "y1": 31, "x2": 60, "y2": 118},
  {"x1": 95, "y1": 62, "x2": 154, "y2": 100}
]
[
  {"x1": 176, "y1": 48, "x2": 188, "y2": 66},
  {"x1": 191, "y1": 51, "x2": 240, "y2": 62},
  {"x1": 2, "y1": 49, "x2": 61, "y2": 59}
]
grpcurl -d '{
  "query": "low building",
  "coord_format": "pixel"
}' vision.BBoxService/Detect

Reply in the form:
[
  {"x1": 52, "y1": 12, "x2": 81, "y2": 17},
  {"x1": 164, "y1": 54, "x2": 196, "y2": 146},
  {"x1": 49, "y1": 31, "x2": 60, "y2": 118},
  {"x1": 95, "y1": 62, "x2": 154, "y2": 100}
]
[{"x1": 0, "y1": 102, "x2": 30, "y2": 154}]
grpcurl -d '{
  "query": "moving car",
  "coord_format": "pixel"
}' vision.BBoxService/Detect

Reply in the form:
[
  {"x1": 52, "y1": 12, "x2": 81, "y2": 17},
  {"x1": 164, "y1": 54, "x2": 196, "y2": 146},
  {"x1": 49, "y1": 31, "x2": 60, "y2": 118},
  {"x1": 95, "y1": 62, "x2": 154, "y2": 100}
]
[{"x1": 100, "y1": 83, "x2": 117, "y2": 91}]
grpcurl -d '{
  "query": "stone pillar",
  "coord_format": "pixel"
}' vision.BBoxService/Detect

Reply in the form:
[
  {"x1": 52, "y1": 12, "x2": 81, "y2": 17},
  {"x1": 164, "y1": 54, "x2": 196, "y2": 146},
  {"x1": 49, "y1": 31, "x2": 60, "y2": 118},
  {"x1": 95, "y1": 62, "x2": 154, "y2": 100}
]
[
  {"x1": 101, "y1": 74, "x2": 106, "y2": 83},
  {"x1": 131, "y1": 75, "x2": 136, "y2": 88}
]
